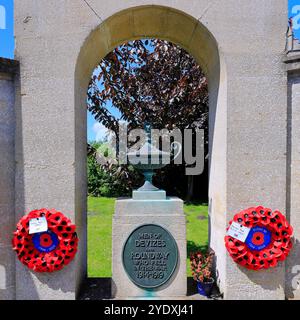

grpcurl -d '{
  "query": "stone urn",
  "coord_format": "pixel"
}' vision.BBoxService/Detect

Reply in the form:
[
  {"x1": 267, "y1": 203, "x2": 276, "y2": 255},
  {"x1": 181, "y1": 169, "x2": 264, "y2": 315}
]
[{"x1": 127, "y1": 125, "x2": 177, "y2": 191}]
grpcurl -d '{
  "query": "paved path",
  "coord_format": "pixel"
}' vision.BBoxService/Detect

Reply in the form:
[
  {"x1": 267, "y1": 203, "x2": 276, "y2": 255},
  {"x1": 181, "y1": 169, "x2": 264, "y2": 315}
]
[{"x1": 78, "y1": 278, "x2": 222, "y2": 300}]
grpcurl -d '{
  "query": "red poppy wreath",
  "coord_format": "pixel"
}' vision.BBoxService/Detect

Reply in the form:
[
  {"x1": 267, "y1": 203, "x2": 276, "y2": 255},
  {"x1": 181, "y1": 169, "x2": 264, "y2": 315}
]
[
  {"x1": 12, "y1": 209, "x2": 78, "y2": 272},
  {"x1": 224, "y1": 206, "x2": 293, "y2": 270}
]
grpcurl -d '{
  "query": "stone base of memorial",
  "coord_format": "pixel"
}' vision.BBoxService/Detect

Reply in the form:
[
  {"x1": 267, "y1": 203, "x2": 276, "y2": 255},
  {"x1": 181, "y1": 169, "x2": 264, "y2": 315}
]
[{"x1": 112, "y1": 190, "x2": 187, "y2": 299}]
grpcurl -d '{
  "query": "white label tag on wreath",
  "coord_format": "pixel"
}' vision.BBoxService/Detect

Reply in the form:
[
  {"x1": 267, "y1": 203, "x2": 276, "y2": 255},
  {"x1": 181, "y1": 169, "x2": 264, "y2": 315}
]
[
  {"x1": 227, "y1": 222, "x2": 251, "y2": 242},
  {"x1": 29, "y1": 217, "x2": 48, "y2": 234}
]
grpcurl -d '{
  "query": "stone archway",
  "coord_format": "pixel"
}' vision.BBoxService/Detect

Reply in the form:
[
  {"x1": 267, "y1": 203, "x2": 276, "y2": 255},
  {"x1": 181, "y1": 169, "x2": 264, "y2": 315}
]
[
  {"x1": 74, "y1": 5, "x2": 226, "y2": 297},
  {"x1": 13, "y1": 1, "x2": 288, "y2": 300}
]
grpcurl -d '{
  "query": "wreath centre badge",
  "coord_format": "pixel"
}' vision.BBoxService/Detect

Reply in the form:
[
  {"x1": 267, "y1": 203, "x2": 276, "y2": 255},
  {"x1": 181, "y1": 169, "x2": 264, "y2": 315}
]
[
  {"x1": 32, "y1": 230, "x2": 59, "y2": 253},
  {"x1": 245, "y1": 226, "x2": 271, "y2": 251}
]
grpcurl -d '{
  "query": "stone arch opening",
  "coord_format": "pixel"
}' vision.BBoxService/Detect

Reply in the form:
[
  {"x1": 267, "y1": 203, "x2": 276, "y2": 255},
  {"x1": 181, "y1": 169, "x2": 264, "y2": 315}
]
[{"x1": 74, "y1": 5, "x2": 227, "y2": 296}]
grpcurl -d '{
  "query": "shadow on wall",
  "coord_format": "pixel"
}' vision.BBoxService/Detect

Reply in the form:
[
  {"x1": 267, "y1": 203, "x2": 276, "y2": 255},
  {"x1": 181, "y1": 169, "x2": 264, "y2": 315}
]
[
  {"x1": 286, "y1": 77, "x2": 300, "y2": 300},
  {"x1": 15, "y1": 264, "x2": 77, "y2": 299},
  {"x1": 237, "y1": 262, "x2": 284, "y2": 293},
  {"x1": 235, "y1": 233, "x2": 300, "y2": 296},
  {"x1": 0, "y1": 59, "x2": 19, "y2": 300},
  {"x1": 285, "y1": 239, "x2": 300, "y2": 299}
]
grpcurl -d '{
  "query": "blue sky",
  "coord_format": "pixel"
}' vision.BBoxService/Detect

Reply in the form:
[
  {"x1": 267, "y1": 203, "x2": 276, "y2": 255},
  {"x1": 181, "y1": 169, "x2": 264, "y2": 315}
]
[
  {"x1": 0, "y1": 0, "x2": 13, "y2": 58},
  {"x1": 290, "y1": 0, "x2": 300, "y2": 39},
  {"x1": 1, "y1": 1, "x2": 299, "y2": 140},
  {"x1": 87, "y1": 101, "x2": 122, "y2": 142}
]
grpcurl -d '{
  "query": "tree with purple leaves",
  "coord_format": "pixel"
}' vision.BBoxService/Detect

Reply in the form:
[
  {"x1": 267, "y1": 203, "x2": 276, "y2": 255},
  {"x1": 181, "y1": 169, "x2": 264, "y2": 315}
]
[{"x1": 87, "y1": 39, "x2": 208, "y2": 200}]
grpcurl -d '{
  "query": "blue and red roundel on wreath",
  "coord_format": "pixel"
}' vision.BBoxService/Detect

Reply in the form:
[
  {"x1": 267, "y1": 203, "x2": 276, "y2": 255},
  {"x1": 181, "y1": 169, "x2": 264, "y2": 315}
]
[
  {"x1": 224, "y1": 206, "x2": 293, "y2": 270},
  {"x1": 32, "y1": 231, "x2": 59, "y2": 253},
  {"x1": 12, "y1": 209, "x2": 78, "y2": 272}
]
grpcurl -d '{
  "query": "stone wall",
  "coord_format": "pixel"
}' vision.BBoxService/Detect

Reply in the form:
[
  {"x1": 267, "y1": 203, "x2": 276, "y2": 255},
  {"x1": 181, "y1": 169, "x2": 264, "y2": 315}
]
[
  {"x1": 285, "y1": 52, "x2": 300, "y2": 300},
  {"x1": 10, "y1": 0, "x2": 295, "y2": 300},
  {"x1": 0, "y1": 58, "x2": 18, "y2": 299}
]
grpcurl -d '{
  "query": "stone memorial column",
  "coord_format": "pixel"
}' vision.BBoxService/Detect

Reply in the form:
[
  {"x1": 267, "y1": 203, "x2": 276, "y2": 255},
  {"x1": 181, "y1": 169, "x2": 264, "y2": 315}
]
[{"x1": 112, "y1": 190, "x2": 186, "y2": 298}]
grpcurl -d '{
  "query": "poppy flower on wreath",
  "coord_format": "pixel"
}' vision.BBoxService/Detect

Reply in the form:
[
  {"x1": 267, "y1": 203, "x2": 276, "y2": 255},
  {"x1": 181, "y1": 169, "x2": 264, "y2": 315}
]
[
  {"x1": 12, "y1": 209, "x2": 78, "y2": 272},
  {"x1": 224, "y1": 206, "x2": 293, "y2": 270}
]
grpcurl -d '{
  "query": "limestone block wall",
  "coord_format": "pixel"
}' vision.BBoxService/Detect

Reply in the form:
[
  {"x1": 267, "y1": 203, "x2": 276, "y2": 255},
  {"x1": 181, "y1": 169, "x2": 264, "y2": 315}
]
[
  {"x1": 285, "y1": 53, "x2": 300, "y2": 300},
  {"x1": 13, "y1": 0, "x2": 289, "y2": 300},
  {"x1": 0, "y1": 58, "x2": 18, "y2": 299}
]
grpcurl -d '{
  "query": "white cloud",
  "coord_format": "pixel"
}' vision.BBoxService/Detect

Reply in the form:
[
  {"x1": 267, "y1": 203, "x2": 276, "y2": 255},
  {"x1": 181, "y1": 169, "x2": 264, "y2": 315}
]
[
  {"x1": 93, "y1": 122, "x2": 109, "y2": 141},
  {"x1": 92, "y1": 121, "x2": 129, "y2": 144}
]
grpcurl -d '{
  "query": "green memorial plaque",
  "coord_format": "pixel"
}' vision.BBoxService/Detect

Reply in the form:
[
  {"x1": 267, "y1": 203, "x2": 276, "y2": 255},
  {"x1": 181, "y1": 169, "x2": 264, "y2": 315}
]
[{"x1": 122, "y1": 224, "x2": 178, "y2": 289}]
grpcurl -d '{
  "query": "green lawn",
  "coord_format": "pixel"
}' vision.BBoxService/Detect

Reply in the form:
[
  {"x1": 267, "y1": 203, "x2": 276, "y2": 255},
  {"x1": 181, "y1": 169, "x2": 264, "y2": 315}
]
[{"x1": 88, "y1": 196, "x2": 208, "y2": 278}]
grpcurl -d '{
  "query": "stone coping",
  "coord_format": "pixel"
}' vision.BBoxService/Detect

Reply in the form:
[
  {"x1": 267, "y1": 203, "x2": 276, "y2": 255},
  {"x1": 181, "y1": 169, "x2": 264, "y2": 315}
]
[
  {"x1": 284, "y1": 52, "x2": 300, "y2": 74},
  {"x1": 0, "y1": 57, "x2": 19, "y2": 74}
]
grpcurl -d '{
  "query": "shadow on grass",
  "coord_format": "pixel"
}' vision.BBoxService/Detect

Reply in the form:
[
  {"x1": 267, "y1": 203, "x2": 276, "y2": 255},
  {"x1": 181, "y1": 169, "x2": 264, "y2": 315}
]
[{"x1": 184, "y1": 200, "x2": 208, "y2": 206}]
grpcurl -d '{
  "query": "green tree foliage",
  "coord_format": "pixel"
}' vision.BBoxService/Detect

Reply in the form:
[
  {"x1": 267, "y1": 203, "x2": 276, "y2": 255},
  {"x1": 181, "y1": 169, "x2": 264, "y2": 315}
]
[{"x1": 88, "y1": 141, "x2": 142, "y2": 197}]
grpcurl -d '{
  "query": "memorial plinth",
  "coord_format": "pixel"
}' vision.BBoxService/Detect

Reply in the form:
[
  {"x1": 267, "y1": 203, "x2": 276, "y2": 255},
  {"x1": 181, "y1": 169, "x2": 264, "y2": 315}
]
[{"x1": 112, "y1": 192, "x2": 187, "y2": 299}]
